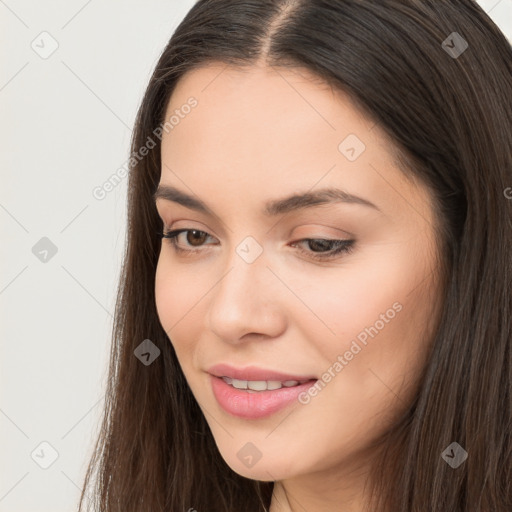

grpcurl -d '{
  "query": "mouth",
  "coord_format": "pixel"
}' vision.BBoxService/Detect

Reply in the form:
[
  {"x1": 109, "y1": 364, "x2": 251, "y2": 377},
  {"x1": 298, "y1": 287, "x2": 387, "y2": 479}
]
[{"x1": 209, "y1": 374, "x2": 318, "y2": 419}]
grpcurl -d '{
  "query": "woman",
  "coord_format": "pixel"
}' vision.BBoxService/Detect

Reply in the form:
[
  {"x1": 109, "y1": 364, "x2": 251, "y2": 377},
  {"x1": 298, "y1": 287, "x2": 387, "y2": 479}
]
[{"x1": 78, "y1": 1, "x2": 512, "y2": 511}]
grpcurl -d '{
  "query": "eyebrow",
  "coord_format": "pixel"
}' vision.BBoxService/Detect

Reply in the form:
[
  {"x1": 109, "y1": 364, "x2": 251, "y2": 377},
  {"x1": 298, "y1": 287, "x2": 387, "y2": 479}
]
[{"x1": 153, "y1": 184, "x2": 381, "y2": 216}]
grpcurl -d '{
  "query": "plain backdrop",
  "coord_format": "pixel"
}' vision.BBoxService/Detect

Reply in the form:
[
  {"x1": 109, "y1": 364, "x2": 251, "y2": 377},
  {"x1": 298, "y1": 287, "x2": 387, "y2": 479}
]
[{"x1": 1, "y1": 1, "x2": 511, "y2": 510}]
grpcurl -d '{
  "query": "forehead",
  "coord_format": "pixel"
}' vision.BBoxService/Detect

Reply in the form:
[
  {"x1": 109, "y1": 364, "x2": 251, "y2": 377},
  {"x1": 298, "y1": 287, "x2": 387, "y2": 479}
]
[
  {"x1": 160, "y1": 63, "x2": 432, "y2": 226},
  {"x1": 165, "y1": 62, "x2": 374, "y2": 143},
  {"x1": 165, "y1": 64, "x2": 374, "y2": 170}
]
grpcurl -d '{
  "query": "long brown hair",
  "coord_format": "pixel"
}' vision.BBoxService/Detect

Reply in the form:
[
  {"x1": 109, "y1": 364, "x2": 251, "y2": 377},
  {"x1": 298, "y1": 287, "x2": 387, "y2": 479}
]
[{"x1": 77, "y1": 1, "x2": 512, "y2": 510}]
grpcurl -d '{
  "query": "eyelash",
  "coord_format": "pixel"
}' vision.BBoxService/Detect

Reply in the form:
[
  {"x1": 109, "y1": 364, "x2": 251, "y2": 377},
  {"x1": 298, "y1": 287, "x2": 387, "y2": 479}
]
[{"x1": 160, "y1": 228, "x2": 355, "y2": 262}]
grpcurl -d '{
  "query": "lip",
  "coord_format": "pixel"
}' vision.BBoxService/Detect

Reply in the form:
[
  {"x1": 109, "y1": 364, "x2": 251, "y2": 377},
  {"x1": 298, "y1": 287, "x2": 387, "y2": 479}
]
[
  {"x1": 207, "y1": 363, "x2": 317, "y2": 382},
  {"x1": 209, "y1": 374, "x2": 318, "y2": 419}
]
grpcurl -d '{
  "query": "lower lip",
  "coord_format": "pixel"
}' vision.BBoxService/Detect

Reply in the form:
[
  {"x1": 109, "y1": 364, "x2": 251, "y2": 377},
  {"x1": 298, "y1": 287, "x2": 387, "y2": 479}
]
[{"x1": 209, "y1": 374, "x2": 318, "y2": 419}]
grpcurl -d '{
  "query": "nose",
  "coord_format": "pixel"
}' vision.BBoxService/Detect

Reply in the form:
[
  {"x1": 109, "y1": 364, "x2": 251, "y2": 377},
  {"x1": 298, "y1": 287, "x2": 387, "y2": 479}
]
[{"x1": 206, "y1": 245, "x2": 287, "y2": 345}]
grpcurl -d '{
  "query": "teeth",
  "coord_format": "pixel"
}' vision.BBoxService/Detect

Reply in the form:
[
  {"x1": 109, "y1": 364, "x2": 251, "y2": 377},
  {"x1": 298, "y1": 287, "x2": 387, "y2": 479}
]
[
  {"x1": 221, "y1": 377, "x2": 307, "y2": 391},
  {"x1": 266, "y1": 381, "x2": 283, "y2": 390}
]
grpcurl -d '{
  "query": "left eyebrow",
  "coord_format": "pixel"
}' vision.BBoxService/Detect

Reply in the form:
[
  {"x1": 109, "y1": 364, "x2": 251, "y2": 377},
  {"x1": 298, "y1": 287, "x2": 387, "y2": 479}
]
[{"x1": 153, "y1": 184, "x2": 382, "y2": 216}]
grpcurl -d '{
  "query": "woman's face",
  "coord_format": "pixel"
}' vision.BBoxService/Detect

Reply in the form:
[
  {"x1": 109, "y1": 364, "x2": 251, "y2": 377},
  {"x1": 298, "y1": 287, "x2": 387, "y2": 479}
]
[{"x1": 154, "y1": 62, "x2": 442, "y2": 492}]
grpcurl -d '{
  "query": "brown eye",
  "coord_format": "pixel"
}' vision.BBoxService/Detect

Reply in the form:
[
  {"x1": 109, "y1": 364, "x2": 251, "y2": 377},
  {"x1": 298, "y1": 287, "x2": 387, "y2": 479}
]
[
  {"x1": 291, "y1": 238, "x2": 356, "y2": 261},
  {"x1": 306, "y1": 239, "x2": 332, "y2": 252},
  {"x1": 161, "y1": 228, "x2": 217, "y2": 255},
  {"x1": 185, "y1": 230, "x2": 208, "y2": 246}
]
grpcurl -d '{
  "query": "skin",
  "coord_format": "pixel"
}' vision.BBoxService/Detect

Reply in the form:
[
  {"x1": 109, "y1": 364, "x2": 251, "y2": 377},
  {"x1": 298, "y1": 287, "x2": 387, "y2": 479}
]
[{"x1": 154, "y1": 62, "x2": 443, "y2": 512}]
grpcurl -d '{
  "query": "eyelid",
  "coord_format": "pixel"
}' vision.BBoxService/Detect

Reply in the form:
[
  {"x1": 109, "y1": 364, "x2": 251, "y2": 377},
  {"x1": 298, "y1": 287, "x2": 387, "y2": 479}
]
[
  {"x1": 156, "y1": 205, "x2": 357, "y2": 240},
  {"x1": 160, "y1": 217, "x2": 218, "y2": 237}
]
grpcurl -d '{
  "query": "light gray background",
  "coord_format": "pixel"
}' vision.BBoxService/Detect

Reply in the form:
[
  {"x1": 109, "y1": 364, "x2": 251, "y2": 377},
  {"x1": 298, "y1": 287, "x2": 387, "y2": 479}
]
[{"x1": 1, "y1": 1, "x2": 510, "y2": 510}]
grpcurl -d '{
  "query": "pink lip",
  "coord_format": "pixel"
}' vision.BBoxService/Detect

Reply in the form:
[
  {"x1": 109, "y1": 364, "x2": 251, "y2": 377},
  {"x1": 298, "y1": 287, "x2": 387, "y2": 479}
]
[
  {"x1": 207, "y1": 363, "x2": 317, "y2": 382},
  {"x1": 209, "y1": 374, "x2": 318, "y2": 419}
]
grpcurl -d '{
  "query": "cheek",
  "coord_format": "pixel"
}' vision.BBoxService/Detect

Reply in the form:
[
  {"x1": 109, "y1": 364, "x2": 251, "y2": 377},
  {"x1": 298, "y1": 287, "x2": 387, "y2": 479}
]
[
  {"x1": 288, "y1": 272, "x2": 434, "y2": 453},
  {"x1": 154, "y1": 255, "x2": 205, "y2": 361},
  {"x1": 291, "y1": 246, "x2": 436, "y2": 387},
  {"x1": 286, "y1": 260, "x2": 403, "y2": 349}
]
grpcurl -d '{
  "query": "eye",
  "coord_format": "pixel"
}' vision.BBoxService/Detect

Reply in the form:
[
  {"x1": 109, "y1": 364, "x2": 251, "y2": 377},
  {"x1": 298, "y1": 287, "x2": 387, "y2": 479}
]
[
  {"x1": 160, "y1": 228, "x2": 355, "y2": 261},
  {"x1": 290, "y1": 238, "x2": 355, "y2": 261},
  {"x1": 161, "y1": 228, "x2": 217, "y2": 255}
]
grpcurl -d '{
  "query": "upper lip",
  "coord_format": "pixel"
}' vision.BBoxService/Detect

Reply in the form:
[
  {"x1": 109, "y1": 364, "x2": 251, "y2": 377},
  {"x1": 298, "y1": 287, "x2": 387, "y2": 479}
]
[{"x1": 207, "y1": 363, "x2": 317, "y2": 382}]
